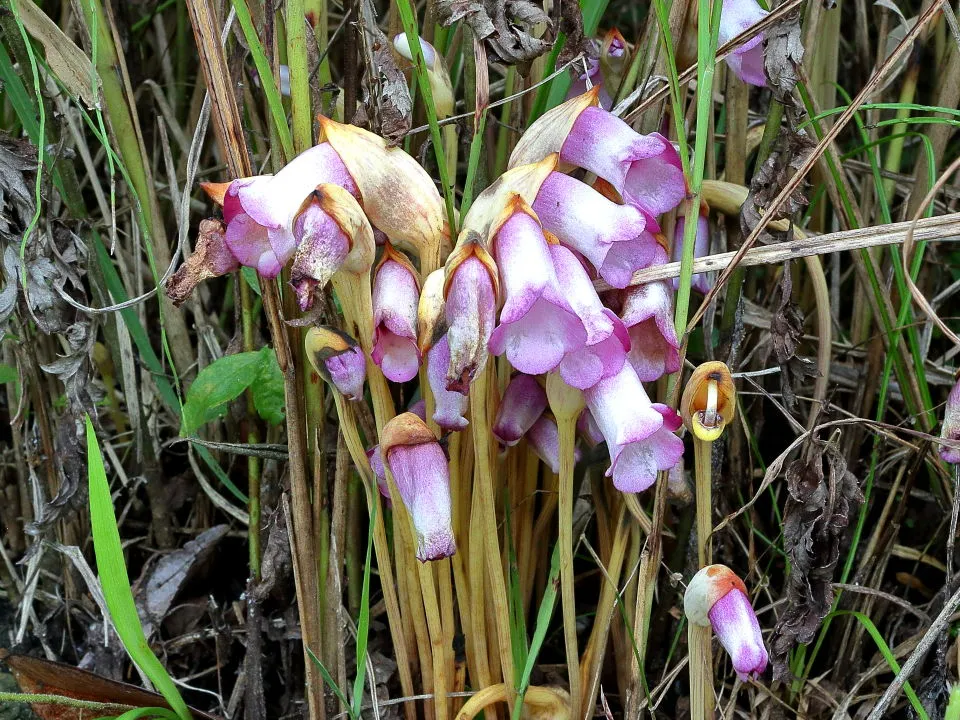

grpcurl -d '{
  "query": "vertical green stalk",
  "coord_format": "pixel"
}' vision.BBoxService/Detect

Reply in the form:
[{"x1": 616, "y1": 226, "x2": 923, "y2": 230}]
[{"x1": 287, "y1": 0, "x2": 313, "y2": 153}]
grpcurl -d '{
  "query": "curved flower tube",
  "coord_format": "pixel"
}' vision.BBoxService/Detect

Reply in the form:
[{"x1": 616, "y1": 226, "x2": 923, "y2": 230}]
[
  {"x1": 304, "y1": 325, "x2": 367, "y2": 401},
  {"x1": 940, "y1": 377, "x2": 960, "y2": 463},
  {"x1": 620, "y1": 265, "x2": 681, "y2": 382},
  {"x1": 369, "y1": 401, "x2": 427, "y2": 504},
  {"x1": 371, "y1": 244, "x2": 421, "y2": 382},
  {"x1": 718, "y1": 0, "x2": 769, "y2": 87},
  {"x1": 487, "y1": 199, "x2": 587, "y2": 375},
  {"x1": 584, "y1": 362, "x2": 683, "y2": 492},
  {"x1": 533, "y1": 172, "x2": 658, "y2": 289},
  {"x1": 493, "y1": 373, "x2": 549, "y2": 446},
  {"x1": 510, "y1": 93, "x2": 686, "y2": 220},
  {"x1": 684, "y1": 564, "x2": 768, "y2": 679},
  {"x1": 426, "y1": 336, "x2": 469, "y2": 432},
  {"x1": 381, "y1": 413, "x2": 456, "y2": 561}
]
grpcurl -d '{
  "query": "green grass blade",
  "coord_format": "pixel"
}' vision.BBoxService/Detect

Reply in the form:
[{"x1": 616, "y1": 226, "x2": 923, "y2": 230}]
[
  {"x1": 95, "y1": 708, "x2": 182, "y2": 720},
  {"x1": 350, "y1": 500, "x2": 376, "y2": 717},
  {"x1": 86, "y1": 416, "x2": 193, "y2": 720}
]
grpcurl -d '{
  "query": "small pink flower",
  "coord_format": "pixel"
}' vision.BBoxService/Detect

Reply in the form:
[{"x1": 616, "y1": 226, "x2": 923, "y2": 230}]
[
  {"x1": 371, "y1": 244, "x2": 421, "y2": 383},
  {"x1": 584, "y1": 362, "x2": 684, "y2": 492},
  {"x1": 941, "y1": 378, "x2": 960, "y2": 463},
  {"x1": 684, "y1": 565, "x2": 768, "y2": 680},
  {"x1": 621, "y1": 257, "x2": 681, "y2": 382},
  {"x1": 719, "y1": 0, "x2": 769, "y2": 87},
  {"x1": 493, "y1": 374, "x2": 548, "y2": 446},
  {"x1": 381, "y1": 413, "x2": 456, "y2": 561},
  {"x1": 368, "y1": 402, "x2": 427, "y2": 505},
  {"x1": 303, "y1": 326, "x2": 366, "y2": 401}
]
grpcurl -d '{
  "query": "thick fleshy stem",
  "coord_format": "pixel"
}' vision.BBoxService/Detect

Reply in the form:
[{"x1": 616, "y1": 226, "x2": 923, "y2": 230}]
[
  {"x1": 546, "y1": 373, "x2": 585, "y2": 718},
  {"x1": 469, "y1": 364, "x2": 518, "y2": 707}
]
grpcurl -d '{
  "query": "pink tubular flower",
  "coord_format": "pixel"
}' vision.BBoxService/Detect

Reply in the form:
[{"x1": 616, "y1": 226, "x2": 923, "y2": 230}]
[
  {"x1": 550, "y1": 243, "x2": 630, "y2": 389},
  {"x1": 381, "y1": 413, "x2": 456, "y2": 561},
  {"x1": 444, "y1": 244, "x2": 498, "y2": 392},
  {"x1": 621, "y1": 265, "x2": 681, "y2": 382},
  {"x1": 493, "y1": 374, "x2": 548, "y2": 446},
  {"x1": 289, "y1": 192, "x2": 352, "y2": 308},
  {"x1": 672, "y1": 207, "x2": 713, "y2": 295},
  {"x1": 304, "y1": 326, "x2": 366, "y2": 401},
  {"x1": 941, "y1": 378, "x2": 960, "y2": 463},
  {"x1": 487, "y1": 199, "x2": 587, "y2": 375},
  {"x1": 371, "y1": 244, "x2": 421, "y2": 383},
  {"x1": 584, "y1": 362, "x2": 683, "y2": 492},
  {"x1": 718, "y1": 0, "x2": 769, "y2": 87},
  {"x1": 369, "y1": 402, "x2": 427, "y2": 504},
  {"x1": 528, "y1": 414, "x2": 582, "y2": 474},
  {"x1": 533, "y1": 172, "x2": 658, "y2": 289},
  {"x1": 427, "y1": 336, "x2": 469, "y2": 432},
  {"x1": 684, "y1": 565, "x2": 768, "y2": 680}
]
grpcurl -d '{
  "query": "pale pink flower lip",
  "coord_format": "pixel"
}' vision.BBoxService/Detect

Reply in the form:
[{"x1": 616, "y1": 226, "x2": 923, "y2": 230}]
[
  {"x1": 427, "y1": 336, "x2": 469, "y2": 432},
  {"x1": 487, "y1": 209, "x2": 586, "y2": 375},
  {"x1": 323, "y1": 344, "x2": 366, "y2": 401},
  {"x1": 621, "y1": 273, "x2": 681, "y2": 383},
  {"x1": 941, "y1": 378, "x2": 960, "y2": 463},
  {"x1": 718, "y1": 0, "x2": 769, "y2": 87},
  {"x1": 493, "y1": 374, "x2": 548, "y2": 447},
  {"x1": 372, "y1": 253, "x2": 422, "y2": 383}
]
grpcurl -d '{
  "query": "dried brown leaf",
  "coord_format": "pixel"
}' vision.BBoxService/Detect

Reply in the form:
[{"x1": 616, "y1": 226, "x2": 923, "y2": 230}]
[
  {"x1": 770, "y1": 436, "x2": 862, "y2": 680},
  {"x1": 771, "y1": 262, "x2": 818, "y2": 412},
  {"x1": 367, "y1": 22, "x2": 412, "y2": 144},
  {"x1": 763, "y1": 8, "x2": 805, "y2": 104},
  {"x1": 438, "y1": 0, "x2": 554, "y2": 67}
]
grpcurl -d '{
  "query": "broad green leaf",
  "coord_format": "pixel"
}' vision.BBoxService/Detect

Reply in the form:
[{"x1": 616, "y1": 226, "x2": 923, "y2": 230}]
[
  {"x1": 251, "y1": 347, "x2": 285, "y2": 425},
  {"x1": 241, "y1": 267, "x2": 262, "y2": 297},
  {"x1": 86, "y1": 417, "x2": 192, "y2": 720},
  {"x1": 180, "y1": 351, "x2": 264, "y2": 435}
]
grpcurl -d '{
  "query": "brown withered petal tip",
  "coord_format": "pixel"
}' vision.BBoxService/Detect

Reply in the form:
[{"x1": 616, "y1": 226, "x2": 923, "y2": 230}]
[
  {"x1": 165, "y1": 219, "x2": 236, "y2": 307},
  {"x1": 380, "y1": 412, "x2": 439, "y2": 455}
]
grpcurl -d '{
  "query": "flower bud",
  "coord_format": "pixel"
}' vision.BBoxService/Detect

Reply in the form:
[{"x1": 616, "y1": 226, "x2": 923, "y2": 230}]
[
  {"x1": 381, "y1": 413, "x2": 456, "y2": 561},
  {"x1": 304, "y1": 326, "x2": 367, "y2": 401},
  {"x1": 528, "y1": 414, "x2": 582, "y2": 474},
  {"x1": 680, "y1": 361, "x2": 737, "y2": 442},
  {"x1": 393, "y1": 33, "x2": 455, "y2": 118},
  {"x1": 493, "y1": 374, "x2": 548, "y2": 447},
  {"x1": 684, "y1": 565, "x2": 768, "y2": 680},
  {"x1": 941, "y1": 377, "x2": 960, "y2": 463},
  {"x1": 371, "y1": 244, "x2": 421, "y2": 383}
]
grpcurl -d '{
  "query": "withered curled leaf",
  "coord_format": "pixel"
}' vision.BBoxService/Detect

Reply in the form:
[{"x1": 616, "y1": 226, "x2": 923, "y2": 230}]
[
  {"x1": 771, "y1": 262, "x2": 818, "y2": 413},
  {"x1": 770, "y1": 436, "x2": 862, "y2": 680},
  {"x1": 764, "y1": 8, "x2": 805, "y2": 104},
  {"x1": 438, "y1": 0, "x2": 554, "y2": 67}
]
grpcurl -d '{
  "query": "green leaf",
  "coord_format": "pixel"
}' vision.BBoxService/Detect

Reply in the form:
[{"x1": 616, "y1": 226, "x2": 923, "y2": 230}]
[
  {"x1": 180, "y1": 351, "x2": 264, "y2": 435},
  {"x1": 0, "y1": 363, "x2": 19, "y2": 398},
  {"x1": 95, "y1": 708, "x2": 181, "y2": 720},
  {"x1": 241, "y1": 267, "x2": 262, "y2": 297},
  {"x1": 86, "y1": 417, "x2": 193, "y2": 720},
  {"x1": 251, "y1": 347, "x2": 285, "y2": 425}
]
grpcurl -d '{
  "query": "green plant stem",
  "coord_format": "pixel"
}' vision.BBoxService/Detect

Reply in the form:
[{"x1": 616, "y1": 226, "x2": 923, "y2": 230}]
[
  {"x1": 556, "y1": 413, "x2": 581, "y2": 717},
  {"x1": 287, "y1": 0, "x2": 313, "y2": 153}
]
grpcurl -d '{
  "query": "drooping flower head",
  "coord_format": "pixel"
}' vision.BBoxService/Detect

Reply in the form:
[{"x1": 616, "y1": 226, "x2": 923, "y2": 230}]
[
  {"x1": 371, "y1": 243, "x2": 421, "y2": 383},
  {"x1": 443, "y1": 239, "x2": 498, "y2": 392},
  {"x1": 681, "y1": 361, "x2": 737, "y2": 442},
  {"x1": 304, "y1": 325, "x2": 367, "y2": 401},
  {"x1": 941, "y1": 376, "x2": 960, "y2": 463},
  {"x1": 381, "y1": 412, "x2": 456, "y2": 561},
  {"x1": 368, "y1": 401, "x2": 427, "y2": 505},
  {"x1": 620, "y1": 248, "x2": 681, "y2": 382},
  {"x1": 493, "y1": 373, "x2": 549, "y2": 447},
  {"x1": 684, "y1": 564, "x2": 768, "y2": 680},
  {"x1": 584, "y1": 362, "x2": 684, "y2": 493},
  {"x1": 718, "y1": 0, "x2": 769, "y2": 87}
]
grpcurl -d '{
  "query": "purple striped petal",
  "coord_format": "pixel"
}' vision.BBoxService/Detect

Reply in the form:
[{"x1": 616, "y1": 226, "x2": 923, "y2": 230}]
[
  {"x1": 445, "y1": 255, "x2": 497, "y2": 392},
  {"x1": 290, "y1": 199, "x2": 350, "y2": 308},
  {"x1": 559, "y1": 311, "x2": 630, "y2": 390}
]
